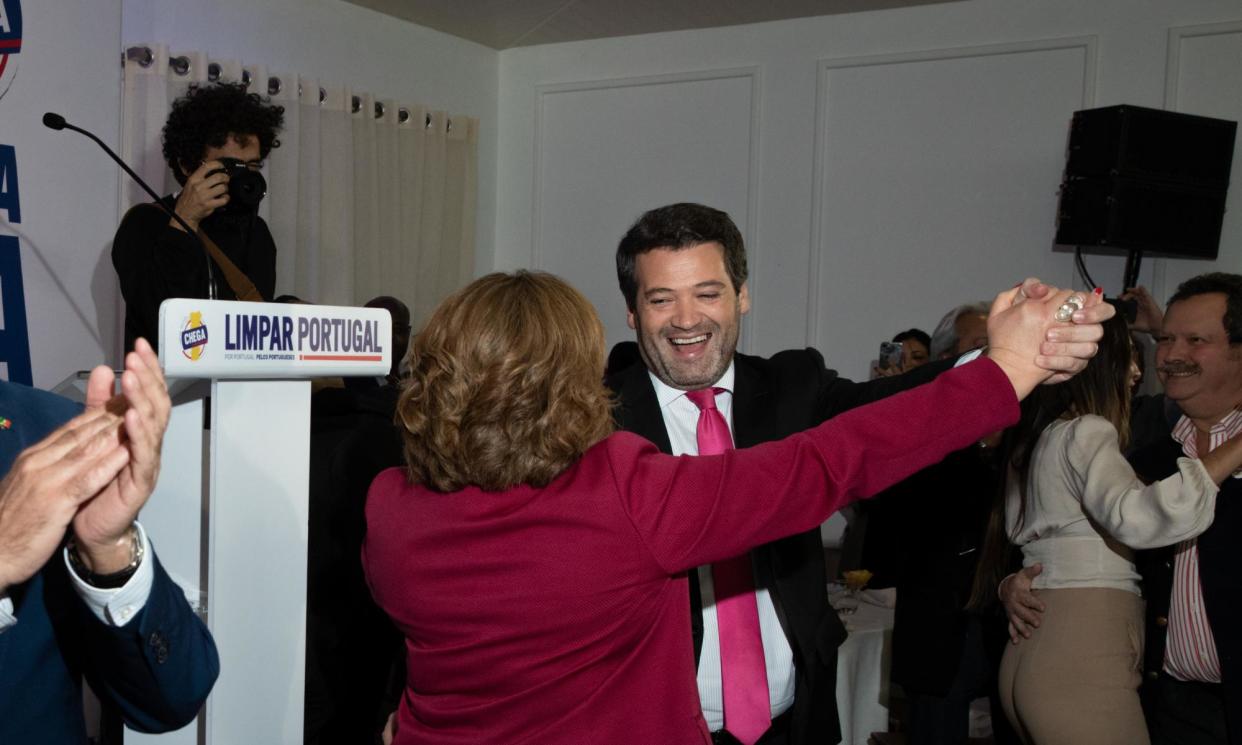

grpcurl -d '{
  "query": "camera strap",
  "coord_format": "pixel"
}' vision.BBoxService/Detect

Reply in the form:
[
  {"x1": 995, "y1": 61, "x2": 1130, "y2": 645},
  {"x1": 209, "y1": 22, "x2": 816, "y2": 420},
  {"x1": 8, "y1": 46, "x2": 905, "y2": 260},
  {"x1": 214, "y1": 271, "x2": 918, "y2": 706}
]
[
  {"x1": 134, "y1": 202, "x2": 266, "y2": 302},
  {"x1": 195, "y1": 229, "x2": 264, "y2": 302}
]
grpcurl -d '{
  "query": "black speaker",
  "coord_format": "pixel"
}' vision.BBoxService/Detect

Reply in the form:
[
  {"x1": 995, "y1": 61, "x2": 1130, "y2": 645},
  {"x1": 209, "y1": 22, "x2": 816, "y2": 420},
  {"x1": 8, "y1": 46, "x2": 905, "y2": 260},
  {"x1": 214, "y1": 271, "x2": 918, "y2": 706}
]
[
  {"x1": 1065, "y1": 105, "x2": 1236, "y2": 186},
  {"x1": 1055, "y1": 104, "x2": 1237, "y2": 259},
  {"x1": 1056, "y1": 177, "x2": 1228, "y2": 259}
]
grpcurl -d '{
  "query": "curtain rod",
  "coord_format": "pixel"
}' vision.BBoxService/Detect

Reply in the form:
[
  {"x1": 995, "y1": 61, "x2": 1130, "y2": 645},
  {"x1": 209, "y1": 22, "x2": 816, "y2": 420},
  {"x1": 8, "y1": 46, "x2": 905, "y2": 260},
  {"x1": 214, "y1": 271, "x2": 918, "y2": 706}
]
[{"x1": 123, "y1": 45, "x2": 458, "y2": 128}]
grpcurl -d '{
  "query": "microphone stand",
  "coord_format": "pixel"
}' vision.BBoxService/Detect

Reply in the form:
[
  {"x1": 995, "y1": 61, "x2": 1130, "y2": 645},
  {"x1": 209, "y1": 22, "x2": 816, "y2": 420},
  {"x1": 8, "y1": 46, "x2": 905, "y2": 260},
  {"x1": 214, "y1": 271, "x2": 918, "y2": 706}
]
[{"x1": 43, "y1": 112, "x2": 217, "y2": 299}]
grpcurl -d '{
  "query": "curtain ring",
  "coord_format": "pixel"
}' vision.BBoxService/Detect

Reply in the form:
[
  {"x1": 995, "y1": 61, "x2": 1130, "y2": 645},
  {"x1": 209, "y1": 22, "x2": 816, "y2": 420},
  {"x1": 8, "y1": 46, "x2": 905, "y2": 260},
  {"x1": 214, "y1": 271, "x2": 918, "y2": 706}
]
[
  {"x1": 125, "y1": 46, "x2": 154, "y2": 68},
  {"x1": 297, "y1": 82, "x2": 303, "y2": 98},
  {"x1": 319, "y1": 87, "x2": 327, "y2": 105},
  {"x1": 398, "y1": 108, "x2": 410, "y2": 124},
  {"x1": 170, "y1": 56, "x2": 191, "y2": 76},
  {"x1": 425, "y1": 113, "x2": 433, "y2": 129},
  {"x1": 446, "y1": 118, "x2": 453, "y2": 133},
  {"x1": 241, "y1": 69, "x2": 252, "y2": 88},
  {"x1": 374, "y1": 101, "x2": 386, "y2": 119},
  {"x1": 268, "y1": 76, "x2": 282, "y2": 96},
  {"x1": 208, "y1": 62, "x2": 222, "y2": 82},
  {"x1": 351, "y1": 95, "x2": 362, "y2": 114}
]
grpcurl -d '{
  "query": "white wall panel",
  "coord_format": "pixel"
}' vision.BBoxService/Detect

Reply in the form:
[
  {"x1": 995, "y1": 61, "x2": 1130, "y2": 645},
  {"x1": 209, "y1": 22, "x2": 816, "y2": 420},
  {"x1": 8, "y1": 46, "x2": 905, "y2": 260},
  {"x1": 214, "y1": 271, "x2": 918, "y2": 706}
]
[
  {"x1": 533, "y1": 70, "x2": 757, "y2": 351},
  {"x1": 1157, "y1": 22, "x2": 1242, "y2": 302},
  {"x1": 811, "y1": 39, "x2": 1094, "y2": 369}
]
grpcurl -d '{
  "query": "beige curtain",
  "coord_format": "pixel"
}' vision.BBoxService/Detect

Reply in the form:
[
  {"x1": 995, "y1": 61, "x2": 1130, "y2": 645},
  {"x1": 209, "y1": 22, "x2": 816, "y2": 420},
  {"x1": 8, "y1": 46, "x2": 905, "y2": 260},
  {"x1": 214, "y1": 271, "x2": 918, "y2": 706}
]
[{"x1": 120, "y1": 44, "x2": 478, "y2": 318}]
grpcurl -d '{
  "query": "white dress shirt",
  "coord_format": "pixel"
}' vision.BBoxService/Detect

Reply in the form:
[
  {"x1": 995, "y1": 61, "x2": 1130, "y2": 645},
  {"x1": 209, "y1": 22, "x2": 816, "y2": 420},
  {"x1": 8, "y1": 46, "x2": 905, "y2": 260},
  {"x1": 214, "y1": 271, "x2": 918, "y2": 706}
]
[
  {"x1": 0, "y1": 522, "x2": 155, "y2": 632},
  {"x1": 649, "y1": 365, "x2": 797, "y2": 731}
]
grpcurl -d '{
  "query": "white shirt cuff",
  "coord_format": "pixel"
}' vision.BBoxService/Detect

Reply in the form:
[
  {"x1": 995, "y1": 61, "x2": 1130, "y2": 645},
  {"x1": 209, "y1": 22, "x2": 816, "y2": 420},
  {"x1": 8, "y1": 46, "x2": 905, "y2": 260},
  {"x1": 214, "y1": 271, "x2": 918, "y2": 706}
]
[
  {"x1": 956, "y1": 348, "x2": 984, "y2": 366},
  {"x1": 0, "y1": 594, "x2": 14, "y2": 632},
  {"x1": 62, "y1": 522, "x2": 155, "y2": 627}
]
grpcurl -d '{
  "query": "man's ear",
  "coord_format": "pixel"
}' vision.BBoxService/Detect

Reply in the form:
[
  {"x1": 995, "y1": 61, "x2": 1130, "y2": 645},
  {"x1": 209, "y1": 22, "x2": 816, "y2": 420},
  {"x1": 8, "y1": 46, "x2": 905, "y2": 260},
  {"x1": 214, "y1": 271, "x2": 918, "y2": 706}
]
[
  {"x1": 738, "y1": 282, "x2": 751, "y2": 316},
  {"x1": 626, "y1": 306, "x2": 637, "y2": 330}
]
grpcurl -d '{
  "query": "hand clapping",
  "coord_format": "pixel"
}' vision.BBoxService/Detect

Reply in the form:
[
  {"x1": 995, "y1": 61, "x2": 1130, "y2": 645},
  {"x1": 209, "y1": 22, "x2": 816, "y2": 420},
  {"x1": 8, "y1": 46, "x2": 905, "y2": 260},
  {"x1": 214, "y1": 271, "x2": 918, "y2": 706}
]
[{"x1": 0, "y1": 339, "x2": 170, "y2": 588}]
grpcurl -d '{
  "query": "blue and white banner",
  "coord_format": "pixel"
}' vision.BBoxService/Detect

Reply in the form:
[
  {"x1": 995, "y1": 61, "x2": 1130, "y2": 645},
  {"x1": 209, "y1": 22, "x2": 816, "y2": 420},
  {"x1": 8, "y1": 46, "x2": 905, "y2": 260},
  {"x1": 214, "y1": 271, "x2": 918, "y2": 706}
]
[
  {"x1": 159, "y1": 299, "x2": 391, "y2": 379},
  {"x1": 0, "y1": 0, "x2": 22, "y2": 101},
  {"x1": 0, "y1": 1, "x2": 125, "y2": 387}
]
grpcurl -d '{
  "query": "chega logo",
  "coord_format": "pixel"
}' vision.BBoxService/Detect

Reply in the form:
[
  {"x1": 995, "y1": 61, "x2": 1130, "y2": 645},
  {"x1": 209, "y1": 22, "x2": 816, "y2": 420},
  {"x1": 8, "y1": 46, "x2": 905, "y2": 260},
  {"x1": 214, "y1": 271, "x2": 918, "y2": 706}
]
[
  {"x1": 0, "y1": 0, "x2": 21, "y2": 102},
  {"x1": 181, "y1": 311, "x2": 209, "y2": 361}
]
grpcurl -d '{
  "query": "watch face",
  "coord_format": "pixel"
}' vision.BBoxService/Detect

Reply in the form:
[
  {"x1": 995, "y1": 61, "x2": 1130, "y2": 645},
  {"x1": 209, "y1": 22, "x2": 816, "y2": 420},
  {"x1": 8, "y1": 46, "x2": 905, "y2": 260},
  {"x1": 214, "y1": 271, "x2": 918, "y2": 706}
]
[{"x1": 67, "y1": 528, "x2": 144, "y2": 588}]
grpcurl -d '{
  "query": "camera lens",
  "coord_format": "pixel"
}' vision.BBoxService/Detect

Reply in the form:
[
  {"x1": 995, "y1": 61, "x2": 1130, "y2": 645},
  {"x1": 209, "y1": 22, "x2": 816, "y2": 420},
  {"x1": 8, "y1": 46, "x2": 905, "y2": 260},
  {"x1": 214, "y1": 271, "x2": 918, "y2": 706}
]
[{"x1": 227, "y1": 170, "x2": 267, "y2": 212}]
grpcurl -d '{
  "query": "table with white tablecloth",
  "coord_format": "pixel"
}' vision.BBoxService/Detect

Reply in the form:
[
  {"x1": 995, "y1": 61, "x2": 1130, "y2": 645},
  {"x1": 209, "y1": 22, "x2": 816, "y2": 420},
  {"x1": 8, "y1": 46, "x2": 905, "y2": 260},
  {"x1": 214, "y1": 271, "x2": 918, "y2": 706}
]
[{"x1": 829, "y1": 586, "x2": 896, "y2": 745}]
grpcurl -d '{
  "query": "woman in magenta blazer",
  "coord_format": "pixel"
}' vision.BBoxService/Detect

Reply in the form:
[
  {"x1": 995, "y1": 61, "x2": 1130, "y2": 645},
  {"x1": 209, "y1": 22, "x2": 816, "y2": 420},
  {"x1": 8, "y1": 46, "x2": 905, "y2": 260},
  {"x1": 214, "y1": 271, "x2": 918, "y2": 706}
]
[{"x1": 363, "y1": 271, "x2": 1104, "y2": 745}]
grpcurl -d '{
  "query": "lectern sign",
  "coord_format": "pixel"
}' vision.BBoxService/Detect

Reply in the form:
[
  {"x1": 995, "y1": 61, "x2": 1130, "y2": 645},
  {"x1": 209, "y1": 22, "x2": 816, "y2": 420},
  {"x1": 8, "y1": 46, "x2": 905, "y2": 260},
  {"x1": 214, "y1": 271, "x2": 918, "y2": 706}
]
[{"x1": 159, "y1": 298, "x2": 391, "y2": 379}]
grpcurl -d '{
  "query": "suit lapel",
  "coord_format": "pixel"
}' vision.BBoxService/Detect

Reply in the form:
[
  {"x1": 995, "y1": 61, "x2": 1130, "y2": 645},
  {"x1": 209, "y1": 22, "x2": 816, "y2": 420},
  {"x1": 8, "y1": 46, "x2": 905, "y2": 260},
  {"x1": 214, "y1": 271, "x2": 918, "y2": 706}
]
[
  {"x1": 730, "y1": 354, "x2": 775, "y2": 450},
  {"x1": 610, "y1": 364, "x2": 674, "y2": 454}
]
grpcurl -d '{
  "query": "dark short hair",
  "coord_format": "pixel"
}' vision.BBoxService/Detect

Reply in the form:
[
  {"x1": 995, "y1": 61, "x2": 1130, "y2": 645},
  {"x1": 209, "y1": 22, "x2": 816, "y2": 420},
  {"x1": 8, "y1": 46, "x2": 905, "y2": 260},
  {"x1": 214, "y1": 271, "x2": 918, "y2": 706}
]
[
  {"x1": 162, "y1": 82, "x2": 285, "y2": 185},
  {"x1": 892, "y1": 328, "x2": 931, "y2": 350},
  {"x1": 365, "y1": 295, "x2": 411, "y2": 330},
  {"x1": 1167, "y1": 272, "x2": 1242, "y2": 344},
  {"x1": 616, "y1": 203, "x2": 748, "y2": 311}
]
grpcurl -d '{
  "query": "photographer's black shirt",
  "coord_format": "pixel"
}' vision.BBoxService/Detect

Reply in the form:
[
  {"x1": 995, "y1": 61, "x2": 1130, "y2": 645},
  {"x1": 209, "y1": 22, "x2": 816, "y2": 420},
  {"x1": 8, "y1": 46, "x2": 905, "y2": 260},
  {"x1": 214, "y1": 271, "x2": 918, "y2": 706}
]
[{"x1": 111, "y1": 195, "x2": 277, "y2": 353}]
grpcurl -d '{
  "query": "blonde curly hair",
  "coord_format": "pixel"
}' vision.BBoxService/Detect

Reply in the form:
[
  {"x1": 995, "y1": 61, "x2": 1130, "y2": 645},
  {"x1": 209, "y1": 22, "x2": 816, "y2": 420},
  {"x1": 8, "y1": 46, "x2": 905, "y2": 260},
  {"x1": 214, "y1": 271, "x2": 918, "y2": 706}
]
[{"x1": 397, "y1": 271, "x2": 615, "y2": 492}]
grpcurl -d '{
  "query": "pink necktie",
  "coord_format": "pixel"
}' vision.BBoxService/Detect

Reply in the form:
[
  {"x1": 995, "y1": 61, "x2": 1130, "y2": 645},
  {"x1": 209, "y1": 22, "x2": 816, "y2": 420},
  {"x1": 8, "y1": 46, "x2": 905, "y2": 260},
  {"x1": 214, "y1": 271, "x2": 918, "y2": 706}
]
[{"x1": 685, "y1": 387, "x2": 770, "y2": 745}]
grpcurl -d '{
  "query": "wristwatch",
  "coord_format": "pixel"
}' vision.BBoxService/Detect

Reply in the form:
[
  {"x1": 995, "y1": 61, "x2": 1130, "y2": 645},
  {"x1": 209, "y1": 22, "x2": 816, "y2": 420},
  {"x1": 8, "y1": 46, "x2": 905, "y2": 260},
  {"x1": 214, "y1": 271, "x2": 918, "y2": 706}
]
[{"x1": 67, "y1": 526, "x2": 144, "y2": 589}]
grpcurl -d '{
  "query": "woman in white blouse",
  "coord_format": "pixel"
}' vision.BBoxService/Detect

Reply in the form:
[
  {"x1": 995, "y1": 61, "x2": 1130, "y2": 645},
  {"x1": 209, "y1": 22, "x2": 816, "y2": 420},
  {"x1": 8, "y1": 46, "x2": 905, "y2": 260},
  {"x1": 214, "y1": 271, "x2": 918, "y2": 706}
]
[{"x1": 994, "y1": 313, "x2": 1242, "y2": 745}]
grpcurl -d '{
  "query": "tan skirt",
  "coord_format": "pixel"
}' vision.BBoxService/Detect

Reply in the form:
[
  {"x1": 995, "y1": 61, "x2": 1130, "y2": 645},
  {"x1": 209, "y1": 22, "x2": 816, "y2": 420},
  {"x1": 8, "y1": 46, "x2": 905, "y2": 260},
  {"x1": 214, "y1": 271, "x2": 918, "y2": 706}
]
[{"x1": 998, "y1": 587, "x2": 1147, "y2": 745}]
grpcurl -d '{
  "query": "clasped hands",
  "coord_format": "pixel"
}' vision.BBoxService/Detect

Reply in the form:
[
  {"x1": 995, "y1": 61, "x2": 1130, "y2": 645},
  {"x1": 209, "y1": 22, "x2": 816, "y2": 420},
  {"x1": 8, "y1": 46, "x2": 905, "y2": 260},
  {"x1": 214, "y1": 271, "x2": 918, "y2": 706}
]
[
  {"x1": 985, "y1": 279, "x2": 1114, "y2": 399},
  {"x1": 0, "y1": 339, "x2": 170, "y2": 594}
]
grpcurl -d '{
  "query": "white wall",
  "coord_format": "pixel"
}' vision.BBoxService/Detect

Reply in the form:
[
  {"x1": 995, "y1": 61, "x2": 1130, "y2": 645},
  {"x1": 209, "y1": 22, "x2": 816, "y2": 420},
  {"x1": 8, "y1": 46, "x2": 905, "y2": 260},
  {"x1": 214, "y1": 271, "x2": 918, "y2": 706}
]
[{"x1": 495, "y1": 0, "x2": 1242, "y2": 379}]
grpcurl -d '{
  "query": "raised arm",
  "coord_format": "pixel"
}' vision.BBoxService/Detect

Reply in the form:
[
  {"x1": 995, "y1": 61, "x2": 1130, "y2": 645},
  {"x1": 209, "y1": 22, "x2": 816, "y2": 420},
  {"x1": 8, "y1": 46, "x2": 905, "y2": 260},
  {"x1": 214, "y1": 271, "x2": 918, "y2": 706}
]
[
  {"x1": 617, "y1": 282, "x2": 1111, "y2": 573},
  {"x1": 1067, "y1": 415, "x2": 1227, "y2": 549},
  {"x1": 612, "y1": 357, "x2": 1021, "y2": 574}
]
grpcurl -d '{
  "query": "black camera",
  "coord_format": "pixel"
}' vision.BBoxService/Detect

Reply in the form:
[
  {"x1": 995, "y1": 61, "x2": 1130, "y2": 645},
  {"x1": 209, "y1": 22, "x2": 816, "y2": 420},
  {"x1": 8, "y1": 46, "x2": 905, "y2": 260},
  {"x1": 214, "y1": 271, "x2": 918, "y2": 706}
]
[{"x1": 208, "y1": 157, "x2": 267, "y2": 213}]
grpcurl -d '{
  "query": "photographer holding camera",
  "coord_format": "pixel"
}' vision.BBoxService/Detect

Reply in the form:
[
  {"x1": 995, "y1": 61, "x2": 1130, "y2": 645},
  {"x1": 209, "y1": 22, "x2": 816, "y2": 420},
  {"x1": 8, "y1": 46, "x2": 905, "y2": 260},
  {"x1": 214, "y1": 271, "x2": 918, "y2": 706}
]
[{"x1": 112, "y1": 82, "x2": 285, "y2": 352}]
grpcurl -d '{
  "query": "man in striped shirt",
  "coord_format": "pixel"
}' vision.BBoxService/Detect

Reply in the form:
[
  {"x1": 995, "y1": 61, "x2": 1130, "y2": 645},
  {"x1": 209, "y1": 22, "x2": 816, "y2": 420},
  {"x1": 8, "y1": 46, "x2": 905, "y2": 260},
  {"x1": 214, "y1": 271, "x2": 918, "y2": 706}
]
[
  {"x1": 1135, "y1": 273, "x2": 1242, "y2": 745},
  {"x1": 1001, "y1": 272, "x2": 1242, "y2": 744}
]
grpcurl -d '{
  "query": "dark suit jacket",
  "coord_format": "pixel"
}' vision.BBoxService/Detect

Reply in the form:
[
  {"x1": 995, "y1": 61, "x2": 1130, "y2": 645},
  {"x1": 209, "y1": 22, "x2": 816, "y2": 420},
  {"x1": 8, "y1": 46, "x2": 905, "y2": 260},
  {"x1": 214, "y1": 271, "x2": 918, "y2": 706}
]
[
  {"x1": 881, "y1": 446, "x2": 1002, "y2": 696},
  {"x1": 1132, "y1": 435, "x2": 1242, "y2": 744},
  {"x1": 306, "y1": 385, "x2": 405, "y2": 744},
  {"x1": 0, "y1": 381, "x2": 220, "y2": 744},
  {"x1": 607, "y1": 346, "x2": 951, "y2": 744}
]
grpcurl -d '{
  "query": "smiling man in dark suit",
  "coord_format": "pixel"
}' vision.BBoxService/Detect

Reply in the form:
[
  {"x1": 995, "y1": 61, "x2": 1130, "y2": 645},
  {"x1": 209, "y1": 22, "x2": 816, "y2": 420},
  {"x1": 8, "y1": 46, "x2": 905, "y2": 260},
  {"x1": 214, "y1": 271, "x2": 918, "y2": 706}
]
[{"x1": 604, "y1": 203, "x2": 1109, "y2": 744}]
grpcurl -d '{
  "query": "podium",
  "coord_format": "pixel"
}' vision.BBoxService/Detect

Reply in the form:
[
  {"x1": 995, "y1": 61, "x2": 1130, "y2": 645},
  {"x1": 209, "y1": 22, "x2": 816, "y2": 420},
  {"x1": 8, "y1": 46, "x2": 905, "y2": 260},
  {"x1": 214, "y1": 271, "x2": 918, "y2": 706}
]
[{"x1": 107, "y1": 299, "x2": 388, "y2": 744}]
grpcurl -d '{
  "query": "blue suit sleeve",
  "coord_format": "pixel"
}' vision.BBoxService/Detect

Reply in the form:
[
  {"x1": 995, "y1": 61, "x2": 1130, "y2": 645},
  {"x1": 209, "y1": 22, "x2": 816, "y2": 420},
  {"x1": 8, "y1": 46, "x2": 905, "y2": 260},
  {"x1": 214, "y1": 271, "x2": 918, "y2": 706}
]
[{"x1": 74, "y1": 553, "x2": 220, "y2": 732}]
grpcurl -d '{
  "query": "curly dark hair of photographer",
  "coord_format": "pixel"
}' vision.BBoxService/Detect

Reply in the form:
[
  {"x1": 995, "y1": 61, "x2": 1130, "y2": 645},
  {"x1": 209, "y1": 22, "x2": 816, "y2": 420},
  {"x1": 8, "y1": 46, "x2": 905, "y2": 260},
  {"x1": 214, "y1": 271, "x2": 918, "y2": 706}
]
[
  {"x1": 161, "y1": 82, "x2": 285, "y2": 185},
  {"x1": 397, "y1": 271, "x2": 616, "y2": 492}
]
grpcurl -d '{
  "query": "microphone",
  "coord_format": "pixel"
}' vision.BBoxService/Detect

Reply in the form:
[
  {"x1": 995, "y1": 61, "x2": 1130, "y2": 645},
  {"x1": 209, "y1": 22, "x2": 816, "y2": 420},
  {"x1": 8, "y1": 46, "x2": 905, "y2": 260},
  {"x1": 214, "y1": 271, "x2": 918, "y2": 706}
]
[{"x1": 43, "y1": 111, "x2": 217, "y2": 299}]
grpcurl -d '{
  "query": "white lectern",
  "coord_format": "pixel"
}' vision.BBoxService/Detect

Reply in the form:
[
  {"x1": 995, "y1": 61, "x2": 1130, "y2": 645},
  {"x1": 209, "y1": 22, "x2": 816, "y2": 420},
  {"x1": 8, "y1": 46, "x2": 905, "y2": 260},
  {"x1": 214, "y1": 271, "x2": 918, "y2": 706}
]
[{"x1": 125, "y1": 298, "x2": 389, "y2": 745}]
